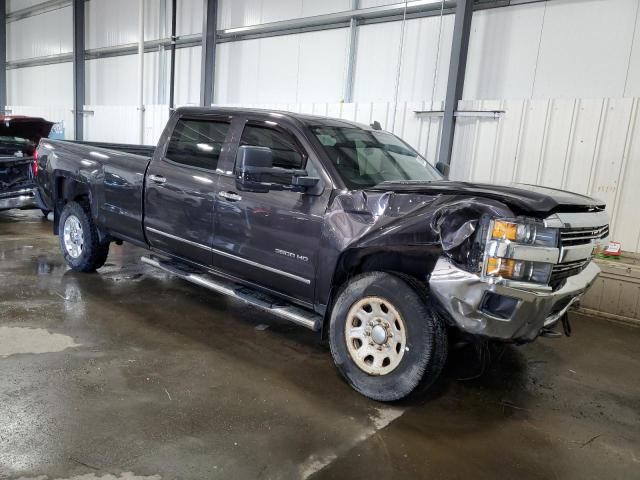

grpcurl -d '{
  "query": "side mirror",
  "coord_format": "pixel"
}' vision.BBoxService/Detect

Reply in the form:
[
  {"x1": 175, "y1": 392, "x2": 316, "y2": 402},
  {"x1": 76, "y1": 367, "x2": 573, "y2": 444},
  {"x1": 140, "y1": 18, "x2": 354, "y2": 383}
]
[
  {"x1": 235, "y1": 145, "x2": 320, "y2": 193},
  {"x1": 435, "y1": 161, "x2": 450, "y2": 178}
]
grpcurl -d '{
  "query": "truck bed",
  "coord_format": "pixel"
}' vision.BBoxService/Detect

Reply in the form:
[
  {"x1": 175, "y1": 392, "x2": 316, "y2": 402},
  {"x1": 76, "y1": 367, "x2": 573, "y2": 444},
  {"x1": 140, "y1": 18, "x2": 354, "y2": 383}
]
[{"x1": 38, "y1": 139, "x2": 154, "y2": 244}]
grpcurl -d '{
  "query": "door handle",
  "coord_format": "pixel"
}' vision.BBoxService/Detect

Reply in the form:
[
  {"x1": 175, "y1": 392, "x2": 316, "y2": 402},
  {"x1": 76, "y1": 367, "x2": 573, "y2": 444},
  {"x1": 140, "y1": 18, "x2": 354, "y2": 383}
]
[
  {"x1": 218, "y1": 191, "x2": 242, "y2": 202},
  {"x1": 149, "y1": 174, "x2": 166, "y2": 184}
]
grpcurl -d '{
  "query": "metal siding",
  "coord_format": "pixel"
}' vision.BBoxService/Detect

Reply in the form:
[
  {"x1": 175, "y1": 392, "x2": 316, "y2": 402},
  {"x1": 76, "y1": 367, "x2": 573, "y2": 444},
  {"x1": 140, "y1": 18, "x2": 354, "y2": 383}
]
[
  {"x1": 7, "y1": 0, "x2": 48, "y2": 13},
  {"x1": 532, "y1": 0, "x2": 638, "y2": 99},
  {"x1": 7, "y1": 62, "x2": 73, "y2": 106},
  {"x1": 7, "y1": 6, "x2": 72, "y2": 61},
  {"x1": 464, "y1": 3, "x2": 544, "y2": 100}
]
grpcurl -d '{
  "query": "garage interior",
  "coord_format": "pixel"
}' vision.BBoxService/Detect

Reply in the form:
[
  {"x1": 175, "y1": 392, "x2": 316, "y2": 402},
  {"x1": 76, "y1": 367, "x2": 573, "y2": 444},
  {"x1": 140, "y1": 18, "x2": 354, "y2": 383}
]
[{"x1": 1, "y1": 0, "x2": 640, "y2": 479}]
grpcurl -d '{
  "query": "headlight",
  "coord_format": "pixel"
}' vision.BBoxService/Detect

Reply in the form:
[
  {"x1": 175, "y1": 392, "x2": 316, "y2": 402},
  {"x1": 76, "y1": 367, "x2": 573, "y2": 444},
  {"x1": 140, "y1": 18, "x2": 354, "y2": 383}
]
[
  {"x1": 484, "y1": 218, "x2": 559, "y2": 285},
  {"x1": 485, "y1": 257, "x2": 553, "y2": 284},
  {"x1": 491, "y1": 220, "x2": 558, "y2": 247}
]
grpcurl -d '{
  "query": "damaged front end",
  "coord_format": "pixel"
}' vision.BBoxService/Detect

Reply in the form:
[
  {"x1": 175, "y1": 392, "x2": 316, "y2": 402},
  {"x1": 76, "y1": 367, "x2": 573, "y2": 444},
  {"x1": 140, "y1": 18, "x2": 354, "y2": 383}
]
[{"x1": 429, "y1": 207, "x2": 608, "y2": 343}]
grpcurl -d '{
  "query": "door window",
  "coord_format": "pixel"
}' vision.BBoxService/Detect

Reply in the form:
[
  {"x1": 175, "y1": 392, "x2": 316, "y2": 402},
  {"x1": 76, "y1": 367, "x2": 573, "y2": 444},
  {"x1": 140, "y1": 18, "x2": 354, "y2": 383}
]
[
  {"x1": 166, "y1": 119, "x2": 230, "y2": 170},
  {"x1": 239, "y1": 124, "x2": 305, "y2": 170}
]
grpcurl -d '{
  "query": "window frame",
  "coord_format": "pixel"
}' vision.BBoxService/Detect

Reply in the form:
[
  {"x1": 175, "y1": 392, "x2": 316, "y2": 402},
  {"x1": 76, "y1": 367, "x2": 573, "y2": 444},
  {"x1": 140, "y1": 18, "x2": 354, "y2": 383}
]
[{"x1": 162, "y1": 115, "x2": 233, "y2": 173}]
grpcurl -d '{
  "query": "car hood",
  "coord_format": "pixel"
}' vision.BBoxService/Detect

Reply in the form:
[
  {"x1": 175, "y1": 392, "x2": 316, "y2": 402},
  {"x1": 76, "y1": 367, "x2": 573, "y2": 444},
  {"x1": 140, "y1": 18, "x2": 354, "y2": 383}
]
[
  {"x1": 367, "y1": 181, "x2": 604, "y2": 215},
  {"x1": 0, "y1": 116, "x2": 54, "y2": 143}
]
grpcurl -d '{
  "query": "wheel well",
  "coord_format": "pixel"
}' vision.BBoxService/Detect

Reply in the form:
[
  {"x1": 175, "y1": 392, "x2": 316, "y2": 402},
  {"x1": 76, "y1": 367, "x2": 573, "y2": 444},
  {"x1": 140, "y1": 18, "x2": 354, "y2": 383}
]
[
  {"x1": 53, "y1": 177, "x2": 90, "y2": 234},
  {"x1": 322, "y1": 247, "x2": 440, "y2": 336}
]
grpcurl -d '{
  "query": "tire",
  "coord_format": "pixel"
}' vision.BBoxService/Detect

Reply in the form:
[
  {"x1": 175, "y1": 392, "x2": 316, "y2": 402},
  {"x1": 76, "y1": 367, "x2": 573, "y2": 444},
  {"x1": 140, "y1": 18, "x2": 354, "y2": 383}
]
[
  {"x1": 329, "y1": 271, "x2": 447, "y2": 402},
  {"x1": 59, "y1": 201, "x2": 110, "y2": 272}
]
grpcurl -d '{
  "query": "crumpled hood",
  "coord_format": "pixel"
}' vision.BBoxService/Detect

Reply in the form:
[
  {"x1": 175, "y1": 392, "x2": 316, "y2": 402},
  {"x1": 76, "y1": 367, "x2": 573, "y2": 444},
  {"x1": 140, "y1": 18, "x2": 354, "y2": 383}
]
[
  {"x1": 0, "y1": 116, "x2": 54, "y2": 143},
  {"x1": 367, "y1": 181, "x2": 604, "y2": 215}
]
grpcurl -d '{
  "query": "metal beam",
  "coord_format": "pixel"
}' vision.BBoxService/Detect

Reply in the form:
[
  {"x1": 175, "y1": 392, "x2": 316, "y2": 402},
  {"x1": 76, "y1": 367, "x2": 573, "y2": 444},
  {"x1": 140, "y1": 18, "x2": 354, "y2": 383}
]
[
  {"x1": 438, "y1": 0, "x2": 473, "y2": 167},
  {"x1": 6, "y1": 0, "x2": 70, "y2": 23},
  {"x1": 0, "y1": 0, "x2": 6, "y2": 113},
  {"x1": 342, "y1": 0, "x2": 359, "y2": 103},
  {"x1": 72, "y1": 0, "x2": 84, "y2": 140},
  {"x1": 200, "y1": 0, "x2": 217, "y2": 107}
]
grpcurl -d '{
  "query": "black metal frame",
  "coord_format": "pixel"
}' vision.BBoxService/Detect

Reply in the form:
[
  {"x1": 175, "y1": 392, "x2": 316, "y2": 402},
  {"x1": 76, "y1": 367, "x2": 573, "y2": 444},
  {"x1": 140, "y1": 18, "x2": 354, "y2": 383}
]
[
  {"x1": 72, "y1": 0, "x2": 84, "y2": 140},
  {"x1": 200, "y1": 0, "x2": 217, "y2": 107}
]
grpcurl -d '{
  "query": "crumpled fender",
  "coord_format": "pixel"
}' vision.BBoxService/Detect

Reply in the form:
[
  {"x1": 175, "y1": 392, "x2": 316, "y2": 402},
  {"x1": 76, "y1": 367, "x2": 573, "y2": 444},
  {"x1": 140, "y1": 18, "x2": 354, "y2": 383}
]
[{"x1": 314, "y1": 190, "x2": 514, "y2": 311}]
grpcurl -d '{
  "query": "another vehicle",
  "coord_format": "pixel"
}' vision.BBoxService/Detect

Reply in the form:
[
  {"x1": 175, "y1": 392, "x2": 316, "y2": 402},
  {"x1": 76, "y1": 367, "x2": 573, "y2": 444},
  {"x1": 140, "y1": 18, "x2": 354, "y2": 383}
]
[
  {"x1": 0, "y1": 116, "x2": 53, "y2": 213},
  {"x1": 36, "y1": 107, "x2": 609, "y2": 401}
]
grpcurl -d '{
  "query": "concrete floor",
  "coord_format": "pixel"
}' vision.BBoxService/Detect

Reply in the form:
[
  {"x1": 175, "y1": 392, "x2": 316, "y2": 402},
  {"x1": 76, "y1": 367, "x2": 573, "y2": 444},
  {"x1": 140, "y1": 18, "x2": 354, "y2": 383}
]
[{"x1": 1, "y1": 209, "x2": 639, "y2": 480}]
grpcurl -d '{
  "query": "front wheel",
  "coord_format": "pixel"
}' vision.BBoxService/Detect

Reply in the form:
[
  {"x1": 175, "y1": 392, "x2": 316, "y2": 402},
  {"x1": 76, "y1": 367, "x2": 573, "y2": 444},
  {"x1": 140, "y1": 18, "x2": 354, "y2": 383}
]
[
  {"x1": 329, "y1": 272, "x2": 447, "y2": 402},
  {"x1": 59, "y1": 201, "x2": 110, "y2": 272}
]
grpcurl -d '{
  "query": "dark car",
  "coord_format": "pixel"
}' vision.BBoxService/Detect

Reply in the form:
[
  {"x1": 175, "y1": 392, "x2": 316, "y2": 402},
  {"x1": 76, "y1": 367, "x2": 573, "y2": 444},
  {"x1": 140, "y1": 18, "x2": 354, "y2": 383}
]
[
  {"x1": 35, "y1": 107, "x2": 609, "y2": 401},
  {"x1": 0, "y1": 116, "x2": 54, "y2": 214}
]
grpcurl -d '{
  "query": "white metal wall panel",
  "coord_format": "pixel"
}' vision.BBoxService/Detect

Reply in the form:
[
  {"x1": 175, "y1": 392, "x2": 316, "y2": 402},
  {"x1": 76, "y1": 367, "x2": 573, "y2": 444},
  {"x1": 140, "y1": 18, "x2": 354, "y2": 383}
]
[
  {"x1": 7, "y1": 6, "x2": 72, "y2": 61},
  {"x1": 86, "y1": 0, "x2": 169, "y2": 49},
  {"x1": 86, "y1": 52, "x2": 163, "y2": 105},
  {"x1": 217, "y1": 0, "x2": 351, "y2": 29},
  {"x1": 398, "y1": 14, "x2": 453, "y2": 103},
  {"x1": 464, "y1": 3, "x2": 544, "y2": 100},
  {"x1": 7, "y1": 63, "x2": 73, "y2": 106},
  {"x1": 174, "y1": 46, "x2": 202, "y2": 105},
  {"x1": 533, "y1": 0, "x2": 638, "y2": 99},
  {"x1": 353, "y1": 22, "x2": 402, "y2": 102},
  {"x1": 177, "y1": 0, "x2": 203, "y2": 35},
  {"x1": 215, "y1": 29, "x2": 348, "y2": 104},
  {"x1": 624, "y1": 4, "x2": 640, "y2": 97},
  {"x1": 84, "y1": 105, "x2": 170, "y2": 145}
]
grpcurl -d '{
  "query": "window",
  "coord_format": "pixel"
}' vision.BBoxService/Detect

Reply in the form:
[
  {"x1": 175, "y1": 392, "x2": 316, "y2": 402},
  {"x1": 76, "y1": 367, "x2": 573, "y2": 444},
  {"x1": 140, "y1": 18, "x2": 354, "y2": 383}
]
[
  {"x1": 165, "y1": 119, "x2": 230, "y2": 170},
  {"x1": 239, "y1": 124, "x2": 305, "y2": 170},
  {"x1": 311, "y1": 126, "x2": 442, "y2": 189}
]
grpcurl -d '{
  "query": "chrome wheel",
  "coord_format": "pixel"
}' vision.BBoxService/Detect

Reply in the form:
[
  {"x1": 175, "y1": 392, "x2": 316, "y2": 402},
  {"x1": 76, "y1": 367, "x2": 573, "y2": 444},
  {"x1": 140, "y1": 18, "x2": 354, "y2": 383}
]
[
  {"x1": 63, "y1": 215, "x2": 84, "y2": 259},
  {"x1": 345, "y1": 296, "x2": 407, "y2": 376}
]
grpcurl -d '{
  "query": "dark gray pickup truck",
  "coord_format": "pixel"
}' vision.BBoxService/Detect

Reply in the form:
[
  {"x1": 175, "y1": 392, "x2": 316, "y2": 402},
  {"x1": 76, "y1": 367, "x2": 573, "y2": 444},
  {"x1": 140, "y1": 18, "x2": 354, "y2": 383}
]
[{"x1": 36, "y1": 107, "x2": 609, "y2": 401}]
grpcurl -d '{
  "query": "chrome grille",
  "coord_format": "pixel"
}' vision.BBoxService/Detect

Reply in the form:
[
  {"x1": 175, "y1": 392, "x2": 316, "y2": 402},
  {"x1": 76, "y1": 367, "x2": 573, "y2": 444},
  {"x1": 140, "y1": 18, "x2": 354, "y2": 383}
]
[
  {"x1": 560, "y1": 225, "x2": 609, "y2": 246},
  {"x1": 550, "y1": 259, "x2": 590, "y2": 284}
]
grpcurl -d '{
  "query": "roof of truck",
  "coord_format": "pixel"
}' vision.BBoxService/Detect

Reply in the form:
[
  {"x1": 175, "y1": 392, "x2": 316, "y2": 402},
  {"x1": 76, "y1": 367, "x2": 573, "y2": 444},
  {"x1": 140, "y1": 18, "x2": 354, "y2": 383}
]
[{"x1": 175, "y1": 106, "x2": 377, "y2": 130}]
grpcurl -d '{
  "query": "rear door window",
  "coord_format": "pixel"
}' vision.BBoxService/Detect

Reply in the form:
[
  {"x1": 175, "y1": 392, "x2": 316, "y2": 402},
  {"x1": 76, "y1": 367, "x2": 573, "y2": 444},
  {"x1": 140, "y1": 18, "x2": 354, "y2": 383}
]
[{"x1": 165, "y1": 119, "x2": 231, "y2": 170}]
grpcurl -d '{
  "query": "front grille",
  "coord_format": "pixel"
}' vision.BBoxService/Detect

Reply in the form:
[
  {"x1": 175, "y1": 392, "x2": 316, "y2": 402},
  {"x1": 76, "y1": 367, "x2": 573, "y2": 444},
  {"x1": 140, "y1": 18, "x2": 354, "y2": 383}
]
[
  {"x1": 550, "y1": 259, "x2": 590, "y2": 285},
  {"x1": 560, "y1": 225, "x2": 609, "y2": 246}
]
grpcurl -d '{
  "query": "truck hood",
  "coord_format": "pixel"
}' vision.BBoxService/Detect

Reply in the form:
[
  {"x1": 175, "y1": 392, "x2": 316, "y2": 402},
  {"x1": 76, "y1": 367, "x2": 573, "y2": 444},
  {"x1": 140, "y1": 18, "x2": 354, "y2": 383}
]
[
  {"x1": 367, "y1": 181, "x2": 604, "y2": 215},
  {"x1": 0, "y1": 116, "x2": 54, "y2": 143}
]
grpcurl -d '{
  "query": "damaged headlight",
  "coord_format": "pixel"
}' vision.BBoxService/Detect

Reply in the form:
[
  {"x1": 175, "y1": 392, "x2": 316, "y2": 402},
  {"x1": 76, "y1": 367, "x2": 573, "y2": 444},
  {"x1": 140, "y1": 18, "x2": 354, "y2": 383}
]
[
  {"x1": 491, "y1": 220, "x2": 558, "y2": 247},
  {"x1": 485, "y1": 257, "x2": 553, "y2": 284},
  {"x1": 483, "y1": 219, "x2": 559, "y2": 285}
]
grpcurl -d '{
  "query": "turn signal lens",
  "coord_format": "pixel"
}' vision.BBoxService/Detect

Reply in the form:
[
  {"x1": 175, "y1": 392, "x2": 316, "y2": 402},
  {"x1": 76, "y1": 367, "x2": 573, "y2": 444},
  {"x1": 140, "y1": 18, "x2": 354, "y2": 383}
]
[
  {"x1": 485, "y1": 256, "x2": 553, "y2": 284},
  {"x1": 492, "y1": 221, "x2": 518, "y2": 241}
]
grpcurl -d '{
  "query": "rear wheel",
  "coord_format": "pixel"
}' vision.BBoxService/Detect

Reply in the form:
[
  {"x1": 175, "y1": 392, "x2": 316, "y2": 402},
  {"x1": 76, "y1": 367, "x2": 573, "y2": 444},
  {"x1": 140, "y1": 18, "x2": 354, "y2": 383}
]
[
  {"x1": 329, "y1": 272, "x2": 447, "y2": 401},
  {"x1": 59, "y1": 201, "x2": 109, "y2": 272}
]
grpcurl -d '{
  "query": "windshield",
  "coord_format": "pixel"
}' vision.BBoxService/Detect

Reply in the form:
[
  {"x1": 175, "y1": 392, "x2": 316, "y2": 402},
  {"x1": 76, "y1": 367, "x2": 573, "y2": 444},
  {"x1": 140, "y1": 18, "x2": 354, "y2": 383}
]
[{"x1": 310, "y1": 126, "x2": 442, "y2": 189}]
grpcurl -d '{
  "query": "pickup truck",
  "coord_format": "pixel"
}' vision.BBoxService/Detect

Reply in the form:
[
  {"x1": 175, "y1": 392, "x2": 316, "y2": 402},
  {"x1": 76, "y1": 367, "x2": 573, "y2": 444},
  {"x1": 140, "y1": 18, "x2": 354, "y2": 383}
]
[
  {"x1": 36, "y1": 107, "x2": 609, "y2": 401},
  {"x1": 0, "y1": 116, "x2": 53, "y2": 213}
]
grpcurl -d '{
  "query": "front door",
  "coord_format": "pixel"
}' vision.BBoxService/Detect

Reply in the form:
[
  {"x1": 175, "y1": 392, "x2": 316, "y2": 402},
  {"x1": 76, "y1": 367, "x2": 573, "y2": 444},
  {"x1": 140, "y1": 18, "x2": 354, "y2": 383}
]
[
  {"x1": 144, "y1": 115, "x2": 233, "y2": 266},
  {"x1": 213, "y1": 120, "x2": 331, "y2": 304}
]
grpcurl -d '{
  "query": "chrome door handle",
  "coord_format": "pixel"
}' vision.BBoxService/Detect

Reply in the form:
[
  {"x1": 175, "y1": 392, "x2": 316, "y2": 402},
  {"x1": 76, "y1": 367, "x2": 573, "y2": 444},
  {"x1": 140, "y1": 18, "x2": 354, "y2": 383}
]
[
  {"x1": 149, "y1": 174, "x2": 166, "y2": 184},
  {"x1": 218, "y1": 191, "x2": 242, "y2": 202}
]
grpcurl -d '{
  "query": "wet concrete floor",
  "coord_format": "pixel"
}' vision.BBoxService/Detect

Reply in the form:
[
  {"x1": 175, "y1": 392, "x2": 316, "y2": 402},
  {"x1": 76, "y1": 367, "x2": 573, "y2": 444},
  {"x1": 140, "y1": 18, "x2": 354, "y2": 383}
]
[{"x1": 1, "y1": 209, "x2": 639, "y2": 479}]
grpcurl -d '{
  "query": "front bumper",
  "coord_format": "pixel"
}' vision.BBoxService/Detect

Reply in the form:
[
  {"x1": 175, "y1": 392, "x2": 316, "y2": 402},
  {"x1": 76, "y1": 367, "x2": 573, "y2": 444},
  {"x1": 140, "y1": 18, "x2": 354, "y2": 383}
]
[
  {"x1": 0, "y1": 188, "x2": 37, "y2": 211},
  {"x1": 429, "y1": 256, "x2": 600, "y2": 342}
]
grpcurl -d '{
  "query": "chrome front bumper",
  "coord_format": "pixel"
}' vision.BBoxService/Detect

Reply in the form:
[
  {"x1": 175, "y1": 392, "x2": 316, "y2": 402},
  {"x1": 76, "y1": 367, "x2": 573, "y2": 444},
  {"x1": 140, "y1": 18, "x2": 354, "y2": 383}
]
[
  {"x1": 429, "y1": 256, "x2": 600, "y2": 342},
  {"x1": 0, "y1": 188, "x2": 37, "y2": 211}
]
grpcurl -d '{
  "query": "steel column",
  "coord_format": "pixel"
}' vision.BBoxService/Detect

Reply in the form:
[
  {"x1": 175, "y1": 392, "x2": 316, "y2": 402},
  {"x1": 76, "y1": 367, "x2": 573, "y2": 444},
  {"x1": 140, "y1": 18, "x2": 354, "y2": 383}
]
[
  {"x1": 342, "y1": 0, "x2": 359, "y2": 103},
  {"x1": 437, "y1": 0, "x2": 473, "y2": 167},
  {"x1": 72, "y1": 0, "x2": 84, "y2": 140},
  {"x1": 168, "y1": 0, "x2": 177, "y2": 110},
  {"x1": 0, "y1": 0, "x2": 6, "y2": 113},
  {"x1": 200, "y1": 0, "x2": 217, "y2": 107}
]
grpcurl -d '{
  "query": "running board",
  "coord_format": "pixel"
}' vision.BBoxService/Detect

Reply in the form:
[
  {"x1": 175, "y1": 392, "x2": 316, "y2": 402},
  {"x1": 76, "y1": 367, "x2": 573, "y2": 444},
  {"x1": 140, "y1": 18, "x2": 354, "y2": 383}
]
[{"x1": 141, "y1": 256, "x2": 321, "y2": 331}]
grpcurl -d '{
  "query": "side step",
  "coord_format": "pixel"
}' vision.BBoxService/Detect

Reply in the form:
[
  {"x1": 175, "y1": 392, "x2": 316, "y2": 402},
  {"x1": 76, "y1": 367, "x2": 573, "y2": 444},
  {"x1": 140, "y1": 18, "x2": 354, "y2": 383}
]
[{"x1": 141, "y1": 256, "x2": 322, "y2": 331}]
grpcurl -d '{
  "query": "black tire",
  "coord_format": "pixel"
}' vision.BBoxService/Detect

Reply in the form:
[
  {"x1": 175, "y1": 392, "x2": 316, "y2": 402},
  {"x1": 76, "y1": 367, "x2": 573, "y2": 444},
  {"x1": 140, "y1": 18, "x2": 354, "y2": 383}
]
[
  {"x1": 59, "y1": 201, "x2": 110, "y2": 272},
  {"x1": 329, "y1": 271, "x2": 447, "y2": 402}
]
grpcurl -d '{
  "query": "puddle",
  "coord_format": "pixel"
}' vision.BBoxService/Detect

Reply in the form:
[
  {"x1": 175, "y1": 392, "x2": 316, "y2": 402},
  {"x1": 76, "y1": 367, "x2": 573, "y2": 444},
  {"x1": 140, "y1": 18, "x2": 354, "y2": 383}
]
[{"x1": 0, "y1": 327, "x2": 80, "y2": 358}]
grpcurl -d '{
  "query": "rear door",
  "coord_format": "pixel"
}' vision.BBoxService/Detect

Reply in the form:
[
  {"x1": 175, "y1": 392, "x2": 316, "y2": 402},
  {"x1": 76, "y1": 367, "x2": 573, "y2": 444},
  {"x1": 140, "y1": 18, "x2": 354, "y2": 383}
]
[
  {"x1": 144, "y1": 114, "x2": 233, "y2": 266},
  {"x1": 213, "y1": 118, "x2": 331, "y2": 304}
]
